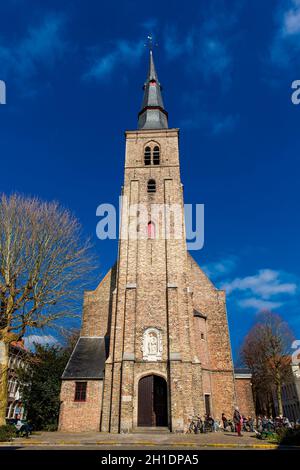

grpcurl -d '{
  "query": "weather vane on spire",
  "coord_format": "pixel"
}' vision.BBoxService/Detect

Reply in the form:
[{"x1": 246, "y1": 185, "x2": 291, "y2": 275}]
[{"x1": 145, "y1": 35, "x2": 158, "y2": 51}]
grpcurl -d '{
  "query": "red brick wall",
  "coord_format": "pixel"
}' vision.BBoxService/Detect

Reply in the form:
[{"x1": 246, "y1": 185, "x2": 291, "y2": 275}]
[
  {"x1": 59, "y1": 380, "x2": 103, "y2": 432},
  {"x1": 235, "y1": 377, "x2": 255, "y2": 418}
]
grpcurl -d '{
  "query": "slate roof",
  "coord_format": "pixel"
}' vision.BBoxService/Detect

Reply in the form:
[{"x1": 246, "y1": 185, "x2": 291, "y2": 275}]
[
  {"x1": 138, "y1": 50, "x2": 168, "y2": 130},
  {"x1": 62, "y1": 336, "x2": 107, "y2": 380},
  {"x1": 234, "y1": 368, "x2": 252, "y2": 375}
]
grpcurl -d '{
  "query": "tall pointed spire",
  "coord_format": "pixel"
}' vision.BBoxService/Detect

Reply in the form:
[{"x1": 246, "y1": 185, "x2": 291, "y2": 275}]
[{"x1": 138, "y1": 50, "x2": 168, "y2": 130}]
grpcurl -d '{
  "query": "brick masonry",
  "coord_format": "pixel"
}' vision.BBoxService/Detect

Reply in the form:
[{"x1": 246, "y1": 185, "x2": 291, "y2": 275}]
[
  {"x1": 59, "y1": 128, "x2": 254, "y2": 432},
  {"x1": 59, "y1": 380, "x2": 103, "y2": 432},
  {"x1": 235, "y1": 377, "x2": 256, "y2": 418}
]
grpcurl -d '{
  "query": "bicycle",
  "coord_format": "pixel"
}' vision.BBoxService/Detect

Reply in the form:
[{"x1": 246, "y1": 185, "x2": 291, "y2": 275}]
[{"x1": 186, "y1": 416, "x2": 203, "y2": 434}]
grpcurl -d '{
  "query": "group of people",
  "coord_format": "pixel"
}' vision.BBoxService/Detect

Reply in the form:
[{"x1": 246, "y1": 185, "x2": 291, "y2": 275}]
[
  {"x1": 188, "y1": 407, "x2": 299, "y2": 436},
  {"x1": 195, "y1": 408, "x2": 254, "y2": 436},
  {"x1": 187, "y1": 414, "x2": 219, "y2": 433},
  {"x1": 256, "y1": 415, "x2": 298, "y2": 432},
  {"x1": 223, "y1": 408, "x2": 255, "y2": 436}
]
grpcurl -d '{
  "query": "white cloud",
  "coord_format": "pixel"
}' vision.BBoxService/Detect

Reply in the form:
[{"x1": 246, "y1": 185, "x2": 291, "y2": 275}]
[
  {"x1": 270, "y1": 0, "x2": 300, "y2": 67},
  {"x1": 282, "y1": 0, "x2": 300, "y2": 36},
  {"x1": 221, "y1": 269, "x2": 297, "y2": 299},
  {"x1": 163, "y1": 2, "x2": 243, "y2": 84},
  {"x1": 163, "y1": 26, "x2": 194, "y2": 61},
  {"x1": 83, "y1": 3, "x2": 240, "y2": 86},
  {"x1": 221, "y1": 268, "x2": 298, "y2": 312},
  {"x1": 201, "y1": 37, "x2": 232, "y2": 79},
  {"x1": 211, "y1": 114, "x2": 239, "y2": 135},
  {"x1": 202, "y1": 256, "x2": 238, "y2": 279},
  {"x1": 163, "y1": 25, "x2": 232, "y2": 82},
  {"x1": 238, "y1": 297, "x2": 283, "y2": 311},
  {"x1": 172, "y1": 3, "x2": 241, "y2": 136},
  {"x1": 24, "y1": 334, "x2": 58, "y2": 349},
  {"x1": 84, "y1": 40, "x2": 144, "y2": 81},
  {"x1": 0, "y1": 13, "x2": 67, "y2": 82}
]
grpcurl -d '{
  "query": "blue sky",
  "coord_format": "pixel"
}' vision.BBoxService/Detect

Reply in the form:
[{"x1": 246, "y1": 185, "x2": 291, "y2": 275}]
[{"x1": 1, "y1": 0, "x2": 300, "y2": 360}]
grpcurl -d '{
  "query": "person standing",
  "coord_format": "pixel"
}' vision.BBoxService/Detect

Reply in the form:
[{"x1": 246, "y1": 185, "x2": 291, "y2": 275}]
[
  {"x1": 233, "y1": 407, "x2": 243, "y2": 437},
  {"x1": 222, "y1": 413, "x2": 228, "y2": 431},
  {"x1": 248, "y1": 416, "x2": 254, "y2": 432}
]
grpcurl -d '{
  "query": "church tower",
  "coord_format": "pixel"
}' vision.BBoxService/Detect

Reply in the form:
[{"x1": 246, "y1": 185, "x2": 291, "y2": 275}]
[
  {"x1": 58, "y1": 51, "x2": 254, "y2": 433},
  {"x1": 101, "y1": 49, "x2": 208, "y2": 433}
]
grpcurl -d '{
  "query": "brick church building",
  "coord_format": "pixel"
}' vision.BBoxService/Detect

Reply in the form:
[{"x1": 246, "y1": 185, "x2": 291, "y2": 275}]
[{"x1": 58, "y1": 51, "x2": 254, "y2": 433}]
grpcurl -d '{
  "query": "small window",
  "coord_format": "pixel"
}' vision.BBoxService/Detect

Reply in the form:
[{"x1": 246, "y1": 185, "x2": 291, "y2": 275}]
[
  {"x1": 144, "y1": 146, "x2": 151, "y2": 166},
  {"x1": 74, "y1": 381, "x2": 87, "y2": 402},
  {"x1": 147, "y1": 221, "x2": 156, "y2": 239},
  {"x1": 201, "y1": 333, "x2": 205, "y2": 340},
  {"x1": 147, "y1": 179, "x2": 156, "y2": 193},
  {"x1": 204, "y1": 394, "x2": 211, "y2": 415},
  {"x1": 153, "y1": 146, "x2": 160, "y2": 165}
]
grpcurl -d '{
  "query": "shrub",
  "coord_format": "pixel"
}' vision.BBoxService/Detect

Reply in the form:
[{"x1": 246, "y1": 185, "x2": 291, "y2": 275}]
[
  {"x1": 279, "y1": 428, "x2": 300, "y2": 446},
  {"x1": 257, "y1": 427, "x2": 300, "y2": 445},
  {"x1": 43, "y1": 423, "x2": 58, "y2": 432},
  {"x1": 0, "y1": 425, "x2": 17, "y2": 442}
]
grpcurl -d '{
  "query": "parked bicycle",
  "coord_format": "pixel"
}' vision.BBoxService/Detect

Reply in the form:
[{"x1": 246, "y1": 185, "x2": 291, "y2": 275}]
[
  {"x1": 186, "y1": 416, "x2": 203, "y2": 434},
  {"x1": 223, "y1": 418, "x2": 235, "y2": 432}
]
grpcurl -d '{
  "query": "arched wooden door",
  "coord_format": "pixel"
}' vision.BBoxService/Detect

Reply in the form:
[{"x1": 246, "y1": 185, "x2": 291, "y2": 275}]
[{"x1": 138, "y1": 375, "x2": 168, "y2": 427}]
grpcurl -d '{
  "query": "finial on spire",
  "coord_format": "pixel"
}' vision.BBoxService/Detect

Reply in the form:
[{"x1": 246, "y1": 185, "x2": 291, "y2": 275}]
[{"x1": 144, "y1": 35, "x2": 158, "y2": 52}]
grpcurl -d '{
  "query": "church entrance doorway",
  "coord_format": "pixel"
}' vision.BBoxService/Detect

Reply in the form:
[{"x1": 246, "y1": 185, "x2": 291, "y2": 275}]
[{"x1": 137, "y1": 375, "x2": 168, "y2": 427}]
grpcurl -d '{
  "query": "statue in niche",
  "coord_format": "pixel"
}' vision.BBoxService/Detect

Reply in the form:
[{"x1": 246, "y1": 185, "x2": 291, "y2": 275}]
[
  {"x1": 142, "y1": 328, "x2": 162, "y2": 361},
  {"x1": 148, "y1": 332, "x2": 158, "y2": 355}
]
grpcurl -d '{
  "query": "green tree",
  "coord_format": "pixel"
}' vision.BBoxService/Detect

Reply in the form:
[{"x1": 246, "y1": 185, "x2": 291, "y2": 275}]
[{"x1": 17, "y1": 331, "x2": 79, "y2": 430}]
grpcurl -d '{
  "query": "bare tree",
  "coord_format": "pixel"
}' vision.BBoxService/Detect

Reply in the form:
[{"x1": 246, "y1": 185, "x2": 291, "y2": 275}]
[
  {"x1": 0, "y1": 193, "x2": 95, "y2": 425},
  {"x1": 241, "y1": 311, "x2": 294, "y2": 417}
]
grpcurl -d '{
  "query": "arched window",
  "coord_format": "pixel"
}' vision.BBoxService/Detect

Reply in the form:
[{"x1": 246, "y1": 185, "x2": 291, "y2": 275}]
[
  {"x1": 153, "y1": 146, "x2": 160, "y2": 165},
  {"x1": 147, "y1": 179, "x2": 156, "y2": 193},
  {"x1": 147, "y1": 221, "x2": 155, "y2": 239},
  {"x1": 144, "y1": 146, "x2": 151, "y2": 166}
]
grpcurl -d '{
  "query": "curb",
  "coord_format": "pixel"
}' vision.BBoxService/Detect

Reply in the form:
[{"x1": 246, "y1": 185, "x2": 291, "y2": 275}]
[{"x1": 0, "y1": 440, "x2": 293, "y2": 449}]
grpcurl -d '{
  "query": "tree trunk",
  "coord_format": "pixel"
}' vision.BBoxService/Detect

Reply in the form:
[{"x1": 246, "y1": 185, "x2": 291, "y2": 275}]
[
  {"x1": 276, "y1": 381, "x2": 283, "y2": 416},
  {"x1": 0, "y1": 340, "x2": 9, "y2": 425},
  {"x1": 252, "y1": 388, "x2": 257, "y2": 416},
  {"x1": 267, "y1": 396, "x2": 273, "y2": 417}
]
